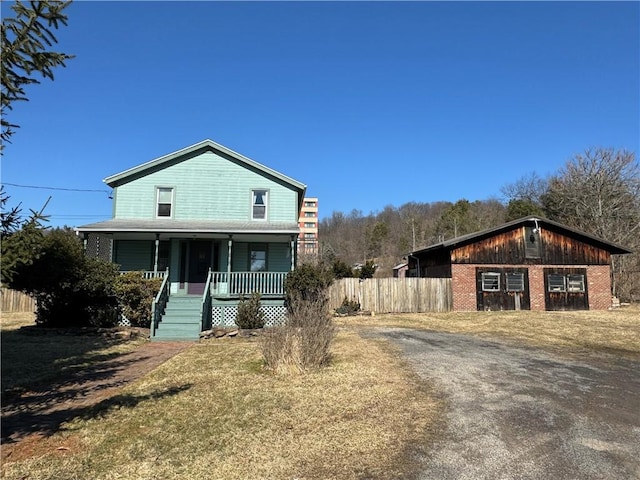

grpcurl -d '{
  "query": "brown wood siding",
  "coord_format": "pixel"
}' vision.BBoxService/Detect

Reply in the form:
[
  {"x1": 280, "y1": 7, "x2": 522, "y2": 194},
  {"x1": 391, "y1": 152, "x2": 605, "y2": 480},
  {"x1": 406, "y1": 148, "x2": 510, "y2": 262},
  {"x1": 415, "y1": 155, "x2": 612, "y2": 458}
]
[
  {"x1": 540, "y1": 230, "x2": 611, "y2": 265},
  {"x1": 543, "y1": 267, "x2": 589, "y2": 310},
  {"x1": 475, "y1": 267, "x2": 531, "y2": 311},
  {"x1": 420, "y1": 250, "x2": 452, "y2": 278},
  {"x1": 449, "y1": 227, "x2": 612, "y2": 266},
  {"x1": 452, "y1": 228, "x2": 526, "y2": 264}
]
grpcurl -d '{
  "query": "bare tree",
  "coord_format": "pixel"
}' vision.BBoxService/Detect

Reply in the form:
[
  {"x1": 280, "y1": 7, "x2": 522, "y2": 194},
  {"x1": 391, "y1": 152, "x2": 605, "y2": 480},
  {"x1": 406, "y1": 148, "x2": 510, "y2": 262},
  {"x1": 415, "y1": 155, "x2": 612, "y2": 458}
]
[
  {"x1": 501, "y1": 171, "x2": 548, "y2": 206},
  {"x1": 542, "y1": 148, "x2": 640, "y2": 243},
  {"x1": 542, "y1": 148, "x2": 640, "y2": 300}
]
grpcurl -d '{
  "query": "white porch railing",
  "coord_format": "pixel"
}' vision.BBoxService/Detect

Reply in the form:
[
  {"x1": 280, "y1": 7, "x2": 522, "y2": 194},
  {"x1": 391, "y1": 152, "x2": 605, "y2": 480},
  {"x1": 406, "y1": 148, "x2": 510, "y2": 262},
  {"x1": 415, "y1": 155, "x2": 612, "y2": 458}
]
[
  {"x1": 210, "y1": 271, "x2": 287, "y2": 297},
  {"x1": 120, "y1": 270, "x2": 167, "y2": 279},
  {"x1": 151, "y1": 268, "x2": 170, "y2": 336}
]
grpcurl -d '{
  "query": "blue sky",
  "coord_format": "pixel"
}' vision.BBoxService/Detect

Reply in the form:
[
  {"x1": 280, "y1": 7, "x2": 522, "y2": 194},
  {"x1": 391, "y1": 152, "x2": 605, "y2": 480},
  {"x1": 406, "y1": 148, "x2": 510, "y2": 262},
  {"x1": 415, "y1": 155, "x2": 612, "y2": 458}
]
[{"x1": 2, "y1": 1, "x2": 638, "y2": 227}]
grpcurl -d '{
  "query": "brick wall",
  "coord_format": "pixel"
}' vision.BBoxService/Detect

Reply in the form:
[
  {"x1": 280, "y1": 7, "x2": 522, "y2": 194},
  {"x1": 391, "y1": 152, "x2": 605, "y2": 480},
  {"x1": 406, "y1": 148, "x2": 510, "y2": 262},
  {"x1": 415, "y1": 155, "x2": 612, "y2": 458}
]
[
  {"x1": 528, "y1": 265, "x2": 546, "y2": 311},
  {"x1": 450, "y1": 263, "x2": 612, "y2": 311},
  {"x1": 451, "y1": 264, "x2": 477, "y2": 311},
  {"x1": 587, "y1": 265, "x2": 612, "y2": 310}
]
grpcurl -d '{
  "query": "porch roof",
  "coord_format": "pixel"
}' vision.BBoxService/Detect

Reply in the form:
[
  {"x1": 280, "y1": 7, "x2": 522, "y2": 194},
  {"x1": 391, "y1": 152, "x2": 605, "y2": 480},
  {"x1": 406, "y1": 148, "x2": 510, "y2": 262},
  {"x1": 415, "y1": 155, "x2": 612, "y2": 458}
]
[{"x1": 76, "y1": 218, "x2": 300, "y2": 235}]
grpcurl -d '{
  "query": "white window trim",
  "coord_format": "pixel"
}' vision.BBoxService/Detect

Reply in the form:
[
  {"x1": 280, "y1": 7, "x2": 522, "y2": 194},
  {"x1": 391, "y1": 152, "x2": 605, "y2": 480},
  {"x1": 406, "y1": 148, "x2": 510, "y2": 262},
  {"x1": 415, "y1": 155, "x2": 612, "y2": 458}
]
[
  {"x1": 567, "y1": 274, "x2": 586, "y2": 293},
  {"x1": 156, "y1": 186, "x2": 175, "y2": 219},
  {"x1": 547, "y1": 274, "x2": 567, "y2": 292},
  {"x1": 481, "y1": 272, "x2": 501, "y2": 292},
  {"x1": 251, "y1": 189, "x2": 269, "y2": 221},
  {"x1": 506, "y1": 272, "x2": 525, "y2": 292}
]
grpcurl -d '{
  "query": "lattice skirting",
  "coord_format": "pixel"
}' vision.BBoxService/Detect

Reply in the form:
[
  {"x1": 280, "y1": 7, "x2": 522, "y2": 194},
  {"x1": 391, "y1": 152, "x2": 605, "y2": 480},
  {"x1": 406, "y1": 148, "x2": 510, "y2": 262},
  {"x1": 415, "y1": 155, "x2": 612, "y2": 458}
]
[{"x1": 212, "y1": 304, "x2": 287, "y2": 327}]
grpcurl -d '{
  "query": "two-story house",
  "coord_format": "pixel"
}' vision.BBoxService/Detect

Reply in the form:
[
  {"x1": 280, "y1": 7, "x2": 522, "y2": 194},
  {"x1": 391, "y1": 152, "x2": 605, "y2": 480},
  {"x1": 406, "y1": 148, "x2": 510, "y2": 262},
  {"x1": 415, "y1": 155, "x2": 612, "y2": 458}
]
[{"x1": 77, "y1": 139, "x2": 306, "y2": 340}]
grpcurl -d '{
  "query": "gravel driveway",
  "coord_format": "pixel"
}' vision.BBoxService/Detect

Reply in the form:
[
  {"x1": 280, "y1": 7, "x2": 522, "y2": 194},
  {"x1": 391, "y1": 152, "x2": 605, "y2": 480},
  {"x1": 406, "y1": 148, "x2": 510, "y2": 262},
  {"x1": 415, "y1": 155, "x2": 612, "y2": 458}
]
[{"x1": 372, "y1": 328, "x2": 640, "y2": 480}]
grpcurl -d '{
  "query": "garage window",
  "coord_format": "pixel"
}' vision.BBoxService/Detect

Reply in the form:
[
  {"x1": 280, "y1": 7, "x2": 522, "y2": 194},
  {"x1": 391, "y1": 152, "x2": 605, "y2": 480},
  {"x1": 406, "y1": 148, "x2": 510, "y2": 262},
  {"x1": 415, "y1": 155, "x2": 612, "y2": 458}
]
[
  {"x1": 506, "y1": 273, "x2": 525, "y2": 292},
  {"x1": 567, "y1": 274, "x2": 585, "y2": 292},
  {"x1": 481, "y1": 272, "x2": 501, "y2": 292},
  {"x1": 547, "y1": 274, "x2": 566, "y2": 292}
]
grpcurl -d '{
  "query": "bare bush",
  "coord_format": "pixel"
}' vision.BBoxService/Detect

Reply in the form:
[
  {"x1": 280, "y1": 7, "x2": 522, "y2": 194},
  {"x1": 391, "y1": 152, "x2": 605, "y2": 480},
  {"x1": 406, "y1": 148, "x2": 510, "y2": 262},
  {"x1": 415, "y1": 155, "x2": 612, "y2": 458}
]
[{"x1": 261, "y1": 292, "x2": 335, "y2": 374}]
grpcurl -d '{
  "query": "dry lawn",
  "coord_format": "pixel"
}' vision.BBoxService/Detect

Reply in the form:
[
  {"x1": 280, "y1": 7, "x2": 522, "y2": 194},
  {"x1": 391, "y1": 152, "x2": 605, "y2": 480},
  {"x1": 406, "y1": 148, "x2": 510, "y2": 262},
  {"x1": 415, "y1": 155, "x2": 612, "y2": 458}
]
[
  {"x1": 2, "y1": 329, "x2": 442, "y2": 480},
  {"x1": 337, "y1": 305, "x2": 640, "y2": 359},
  {"x1": 1, "y1": 313, "x2": 146, "y2": 397},
  {"x1": 7, "y1": 305, "x2": 635, "y2": 479}
]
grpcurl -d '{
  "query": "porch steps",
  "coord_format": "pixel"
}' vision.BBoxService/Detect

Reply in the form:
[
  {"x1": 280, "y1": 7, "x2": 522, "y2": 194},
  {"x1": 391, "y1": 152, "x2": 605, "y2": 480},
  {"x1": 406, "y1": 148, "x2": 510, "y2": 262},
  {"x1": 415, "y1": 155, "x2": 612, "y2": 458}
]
[{"x1": 153, "y1": 295, "x2": 202, "y2": 341}]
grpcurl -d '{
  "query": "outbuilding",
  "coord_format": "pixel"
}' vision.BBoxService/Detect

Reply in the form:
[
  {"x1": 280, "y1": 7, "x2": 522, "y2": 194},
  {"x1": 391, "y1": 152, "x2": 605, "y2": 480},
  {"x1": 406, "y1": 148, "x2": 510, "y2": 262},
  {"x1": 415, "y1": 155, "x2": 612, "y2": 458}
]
[{"x1": 406, "y1": 216, "x2": 632, "y2": 311}]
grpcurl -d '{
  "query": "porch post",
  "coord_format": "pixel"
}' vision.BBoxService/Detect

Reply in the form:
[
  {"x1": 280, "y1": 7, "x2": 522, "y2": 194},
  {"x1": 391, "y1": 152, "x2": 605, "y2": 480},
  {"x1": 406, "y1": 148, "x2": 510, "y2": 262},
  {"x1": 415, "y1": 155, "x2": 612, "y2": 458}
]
[
  {"x1": 153, "y1": 233, "x2": 160, "y2": 274},
  {"x1": 227, "y1": 235, "x2": 233, "y2": 276},
  {"x1": 290, "y1": 235, "x2": 296, "y2": 271}
]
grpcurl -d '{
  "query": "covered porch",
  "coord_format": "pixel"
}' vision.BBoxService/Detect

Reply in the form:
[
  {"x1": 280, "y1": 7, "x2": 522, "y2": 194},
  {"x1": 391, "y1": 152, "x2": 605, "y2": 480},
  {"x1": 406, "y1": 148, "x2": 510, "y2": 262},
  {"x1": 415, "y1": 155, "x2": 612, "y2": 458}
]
[
  {"x1": 77, "y1": 219, "x2": 300, "y2": 338},
  {"x1": 77, "y1": 218, "x2": 299, "y2": 297}
]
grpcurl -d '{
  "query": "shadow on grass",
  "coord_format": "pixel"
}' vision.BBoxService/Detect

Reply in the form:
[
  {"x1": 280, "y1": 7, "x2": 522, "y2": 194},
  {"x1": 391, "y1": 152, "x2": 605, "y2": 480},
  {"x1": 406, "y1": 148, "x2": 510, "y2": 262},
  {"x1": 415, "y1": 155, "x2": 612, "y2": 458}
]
[
  {"x1": 1, "y1": 384, "x2": 192, "y2": 443},
  {"x1": 1, "y1": 325, "x2": 189, "y2": 443},
  {"x1": 1, "y1": 326, "x2": 143, "y2": 397}
]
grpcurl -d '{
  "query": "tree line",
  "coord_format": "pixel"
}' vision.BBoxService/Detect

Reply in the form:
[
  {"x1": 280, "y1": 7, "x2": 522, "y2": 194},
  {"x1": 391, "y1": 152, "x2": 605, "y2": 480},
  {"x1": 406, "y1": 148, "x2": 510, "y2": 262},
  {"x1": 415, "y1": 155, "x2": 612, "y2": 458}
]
[{"x1": 318, "y1": 148, "x2": 640, "y2": 302}]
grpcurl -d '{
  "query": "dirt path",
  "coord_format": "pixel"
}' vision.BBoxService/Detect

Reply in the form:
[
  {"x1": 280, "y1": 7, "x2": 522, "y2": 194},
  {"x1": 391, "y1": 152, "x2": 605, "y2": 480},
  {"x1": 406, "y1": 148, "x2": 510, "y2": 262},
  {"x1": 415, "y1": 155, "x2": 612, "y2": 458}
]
[
  {"x1": 1, "y1": 341, "x2": 191, "y2": 461},
  {"x1": 371, "y1": 328, "x2": 640, "y2": 480}
]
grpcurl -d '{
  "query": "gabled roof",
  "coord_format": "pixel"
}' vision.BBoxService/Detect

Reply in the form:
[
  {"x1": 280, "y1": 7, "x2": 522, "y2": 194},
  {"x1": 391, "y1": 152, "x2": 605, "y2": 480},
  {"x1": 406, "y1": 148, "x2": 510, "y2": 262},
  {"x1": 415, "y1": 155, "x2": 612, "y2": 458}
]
[
  {"x1": 104, "y1": 139, "x2": 307, "y2": 195},
  {"x1": 410, "y1": 216, "x2": 632, "y2": 256}
]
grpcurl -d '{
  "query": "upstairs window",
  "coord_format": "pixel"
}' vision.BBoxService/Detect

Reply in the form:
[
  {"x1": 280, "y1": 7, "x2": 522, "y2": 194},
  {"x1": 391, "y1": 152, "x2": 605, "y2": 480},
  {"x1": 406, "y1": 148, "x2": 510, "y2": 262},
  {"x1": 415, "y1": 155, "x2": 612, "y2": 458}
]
[
  {"x1": 156, "y1": 187, "x2": 174, "y2": 218},
  {"x1": 304, "y1": 222, "x2": 316, "y2": 228},
  {"x1": 252, "y1": 190, "x2": 268, "y2": 220},
  {"x1": 524, "y1": 226, "x2": 541, "y2": 258},
  {"x1": 304, "y1": 212, "x2": 316, "y2": 217}
]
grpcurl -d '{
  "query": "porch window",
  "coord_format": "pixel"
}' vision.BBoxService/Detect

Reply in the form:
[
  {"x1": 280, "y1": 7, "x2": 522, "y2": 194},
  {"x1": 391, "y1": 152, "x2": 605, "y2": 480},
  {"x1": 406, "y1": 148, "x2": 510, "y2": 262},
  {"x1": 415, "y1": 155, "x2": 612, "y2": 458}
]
[
  {"x1": 252, "y1": 190, "x2": 268, "y2": 220},
  {"x1": 567, "y1": 274, "x2": 585, "y2": 292},
  {"x1": 481, "y1": 272, "x2": 500, "y2": 292},
  {"x1": 506, "y1": 273, "x2": 525, "y2": 292},
  {"x1": 250, "y1": 244, "x2": 267, "y2": 272},
  {"x1": 156, "y1": 187, "x2": 174, "y2": 218},
  {"x1": 547, "y1": 274, "x2": 566, "y2": 292}
]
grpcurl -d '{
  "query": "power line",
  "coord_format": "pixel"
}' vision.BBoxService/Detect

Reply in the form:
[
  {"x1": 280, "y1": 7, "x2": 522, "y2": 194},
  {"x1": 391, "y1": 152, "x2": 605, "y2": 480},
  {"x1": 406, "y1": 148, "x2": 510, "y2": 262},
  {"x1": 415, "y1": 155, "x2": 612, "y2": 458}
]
[{"x1": 2, "y1": 182, "x2": 110, "y2": 194}]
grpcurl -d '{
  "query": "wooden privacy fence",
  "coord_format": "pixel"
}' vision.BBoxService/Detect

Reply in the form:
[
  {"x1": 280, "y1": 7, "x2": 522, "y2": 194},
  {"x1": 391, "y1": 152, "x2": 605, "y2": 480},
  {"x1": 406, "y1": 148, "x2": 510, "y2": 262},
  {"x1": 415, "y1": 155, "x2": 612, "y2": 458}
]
[
  {"x1": 1, "y1": 288, "x2": 36, "y2": 313},
  {"x1": 329, "y1": 277, "x2": 453, "y2": 313}
]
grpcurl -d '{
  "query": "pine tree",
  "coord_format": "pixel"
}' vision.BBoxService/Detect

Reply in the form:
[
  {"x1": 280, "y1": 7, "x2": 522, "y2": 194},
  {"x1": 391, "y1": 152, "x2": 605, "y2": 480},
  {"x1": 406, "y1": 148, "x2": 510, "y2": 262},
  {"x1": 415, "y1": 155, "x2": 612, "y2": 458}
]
[{"x1": 1, "y1": 0, "x2": 74, "y2": 147}]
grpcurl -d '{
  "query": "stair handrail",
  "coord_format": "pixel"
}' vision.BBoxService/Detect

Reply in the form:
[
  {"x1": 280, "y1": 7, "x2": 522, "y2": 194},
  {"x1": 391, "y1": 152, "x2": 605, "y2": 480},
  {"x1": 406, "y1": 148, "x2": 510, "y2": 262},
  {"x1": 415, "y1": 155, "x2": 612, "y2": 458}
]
[
  {"x1": 201, "y1": 268, "x2": 213, "y2": 332},
  {"x1": 151, "y1": 268, "x2": 170, "y2": 337}
]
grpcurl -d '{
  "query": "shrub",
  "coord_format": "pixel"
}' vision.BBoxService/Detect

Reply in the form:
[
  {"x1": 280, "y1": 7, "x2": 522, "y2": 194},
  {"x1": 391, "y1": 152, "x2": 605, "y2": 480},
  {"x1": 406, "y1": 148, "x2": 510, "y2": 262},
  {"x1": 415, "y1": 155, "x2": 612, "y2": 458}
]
[
  {"x1": 5, "y1": 227, "x2": 120, "y2": 328},
  {"x1": 263, "y1": 264, "x2": 335, "y2": 373},
  {"x1": 114, "y1": 272, "x2": 163, "y2": 327},
  {"x1": 358, "y1": 260, "x2": 377, "y2": 279},
  {"x1": 332, "y1": 258, "x2": 354, "y2": 279},
  {"x1": 235, "y1": 292, "x2": 265, "y2": 329},
  {"x1": 336, "y1": 296, "x2": 360, "y2": 315},
  {"x1": 284, "y1": 262, "x2": 333, "y2": 314}
]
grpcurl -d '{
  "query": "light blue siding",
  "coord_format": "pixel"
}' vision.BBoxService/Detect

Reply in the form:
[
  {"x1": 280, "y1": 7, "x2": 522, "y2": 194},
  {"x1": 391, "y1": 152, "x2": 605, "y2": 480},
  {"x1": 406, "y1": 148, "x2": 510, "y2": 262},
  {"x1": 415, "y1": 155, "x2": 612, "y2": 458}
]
[
  {"x1": 268, "y1": 243, "x2": 291, "y2": 272},
  {"x1": 115, "y1": 240, "x2": 152, "y2": 270},
  {"x1": 113, "y1": 151, "x2": 299, "y2": 222},
  {"x1": 232, "y1": 243, "x2": 249, "y2": 271}
]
